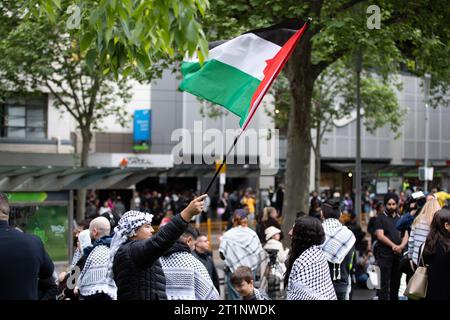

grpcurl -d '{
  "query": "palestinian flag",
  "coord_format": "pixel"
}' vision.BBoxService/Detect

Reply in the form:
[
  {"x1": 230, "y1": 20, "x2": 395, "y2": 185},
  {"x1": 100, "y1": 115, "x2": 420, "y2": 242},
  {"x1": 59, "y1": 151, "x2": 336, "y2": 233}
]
[{"x1": 179, "y1": 19, "x2": 309, "y2": 130}]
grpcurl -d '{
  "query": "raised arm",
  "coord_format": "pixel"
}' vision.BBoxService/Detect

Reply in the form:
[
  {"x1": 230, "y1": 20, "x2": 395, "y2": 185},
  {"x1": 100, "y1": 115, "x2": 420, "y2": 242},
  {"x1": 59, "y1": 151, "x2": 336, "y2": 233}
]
[{"x1": 130, "y1": 195, "x2": 207, "y2": 268}]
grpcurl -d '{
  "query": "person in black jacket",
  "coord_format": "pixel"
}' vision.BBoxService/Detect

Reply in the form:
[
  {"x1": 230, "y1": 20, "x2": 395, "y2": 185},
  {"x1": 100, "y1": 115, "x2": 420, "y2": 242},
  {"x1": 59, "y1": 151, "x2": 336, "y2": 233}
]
[
  {"x1": 423, "y1": 208, "x2": 450, "y2": 300},
  {"x1": 108, "y1": 194, "x2": 207, "y2": 300},
  {"x1": 0, "y1": 192, "x2": 55, "y2": 300},
  {"x1": 193, "y1": 233, "x2": 221, "y2": 293}
]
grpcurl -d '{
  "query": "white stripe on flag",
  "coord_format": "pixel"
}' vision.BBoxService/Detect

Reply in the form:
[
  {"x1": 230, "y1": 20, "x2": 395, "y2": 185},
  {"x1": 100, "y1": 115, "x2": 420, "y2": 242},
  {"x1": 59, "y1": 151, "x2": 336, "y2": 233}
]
[{"x1": 186, "y1": 33, "x2": 281, "y2": 81}]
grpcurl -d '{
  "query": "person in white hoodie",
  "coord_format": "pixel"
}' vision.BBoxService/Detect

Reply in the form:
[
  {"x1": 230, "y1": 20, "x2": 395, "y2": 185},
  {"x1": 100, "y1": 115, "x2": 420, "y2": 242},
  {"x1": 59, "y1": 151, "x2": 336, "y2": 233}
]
[
  {"x1": 263, "y1": 226, "x2": 289, "y2": 284},
  {"x1": 320, "y1": 199, "x2": 356, "y2": 300}
]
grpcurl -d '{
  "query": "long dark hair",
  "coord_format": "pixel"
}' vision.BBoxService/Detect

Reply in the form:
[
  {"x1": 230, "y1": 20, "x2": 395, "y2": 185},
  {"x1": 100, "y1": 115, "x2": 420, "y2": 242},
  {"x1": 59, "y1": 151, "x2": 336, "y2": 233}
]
[
  {"x1": 284, "y1": 216, "x2": 325, "y2": 287},
  {"x1": 423, "y1": 208, "x2": 450, "y2": 256}
]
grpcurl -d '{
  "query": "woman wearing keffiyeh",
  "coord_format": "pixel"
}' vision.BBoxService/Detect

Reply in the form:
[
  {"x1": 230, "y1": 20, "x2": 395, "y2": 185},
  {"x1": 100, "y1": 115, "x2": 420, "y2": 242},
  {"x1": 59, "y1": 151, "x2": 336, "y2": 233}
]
[
  {"x1": 107, "y1": 194, "x2": 207, "y2": 300},
  {"x1": 285, "y1": 216, "x2": 337, "y2": 300}
]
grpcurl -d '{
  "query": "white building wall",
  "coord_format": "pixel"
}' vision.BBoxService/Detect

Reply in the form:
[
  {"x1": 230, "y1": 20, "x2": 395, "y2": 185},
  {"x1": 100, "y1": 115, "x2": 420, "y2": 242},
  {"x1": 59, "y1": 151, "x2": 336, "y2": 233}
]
[
  {"x1": 47, "y1": 95, "x2": 76, "y2": 141},
  {"x1": 98, "y1": 80, "x2": 151, "y2": 133}
]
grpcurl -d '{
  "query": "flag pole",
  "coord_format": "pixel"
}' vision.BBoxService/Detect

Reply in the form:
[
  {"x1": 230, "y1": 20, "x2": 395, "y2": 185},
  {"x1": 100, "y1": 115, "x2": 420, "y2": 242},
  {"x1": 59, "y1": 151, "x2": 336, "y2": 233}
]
[{"x1": 203, "y1": 130, "x2": 243, "y2": 194}]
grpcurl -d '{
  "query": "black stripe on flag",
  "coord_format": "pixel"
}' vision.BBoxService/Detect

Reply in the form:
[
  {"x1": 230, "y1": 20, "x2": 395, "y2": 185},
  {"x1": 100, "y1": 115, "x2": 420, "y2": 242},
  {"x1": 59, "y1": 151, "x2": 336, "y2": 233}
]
[
  {"x1": 208, "y1": 40, "x2": 227, "y2": 50},
  {"x1": 245, "y1": 18, "x2": 306, "y2": 47},
  {"x1": 207, "y1": 18, "x2": 306, "y2": 50}
]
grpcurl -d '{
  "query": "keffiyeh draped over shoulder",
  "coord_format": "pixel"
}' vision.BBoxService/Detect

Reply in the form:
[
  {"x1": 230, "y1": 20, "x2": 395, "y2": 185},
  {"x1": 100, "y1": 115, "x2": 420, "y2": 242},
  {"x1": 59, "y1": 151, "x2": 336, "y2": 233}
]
[
  {"x1": 321, "y1": 219, "x2": 355, "y2": 264},
  {"x1": 107, "y1": 211, "x2": 153, "y2": 281},
  {"x1": 219, "y1": 226, "x2": 263, "y2": 272},
  {"x1": 287, "y1": 245, "x2": 337, "y2": 300}
]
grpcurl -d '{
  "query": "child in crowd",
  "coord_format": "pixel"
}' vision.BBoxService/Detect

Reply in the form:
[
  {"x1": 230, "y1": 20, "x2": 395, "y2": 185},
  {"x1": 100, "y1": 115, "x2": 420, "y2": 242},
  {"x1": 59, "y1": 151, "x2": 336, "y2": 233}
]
[{"x1": 231, "y1": 266, "x2": 270, "y2": 300}]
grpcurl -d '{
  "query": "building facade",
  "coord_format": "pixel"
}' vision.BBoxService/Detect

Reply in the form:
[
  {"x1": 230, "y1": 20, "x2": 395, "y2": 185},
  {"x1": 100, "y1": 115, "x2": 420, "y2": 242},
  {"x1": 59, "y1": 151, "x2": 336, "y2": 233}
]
[{"x1": 1, "y1": 68, "x2": 449, "y2": 261}]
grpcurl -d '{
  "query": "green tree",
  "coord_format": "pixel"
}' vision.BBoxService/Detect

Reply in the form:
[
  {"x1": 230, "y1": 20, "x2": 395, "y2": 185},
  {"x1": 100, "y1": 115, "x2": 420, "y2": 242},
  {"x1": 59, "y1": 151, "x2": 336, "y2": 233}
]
[
  {"x1": 203, "y1": 0, "x2": 450, "y2": 240},
  {"x1": 0, "y1": 1, "x2": 157, "y2": 220},
  {"x1": 269, "y1": 59, "x2": 403, "y2": 192},
  {"x1": 26, "y1": 0, "x2": 210, "y2": 77}
]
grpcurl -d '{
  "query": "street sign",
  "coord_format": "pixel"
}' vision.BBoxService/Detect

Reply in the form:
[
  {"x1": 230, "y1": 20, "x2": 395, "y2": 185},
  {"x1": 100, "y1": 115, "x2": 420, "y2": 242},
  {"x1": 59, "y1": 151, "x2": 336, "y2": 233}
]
[
  {"x1": 418, "y1": 167, "x2": 434, "y2": 181},
  {"x1": 376, "y1": 180, "x2": 388, "y2": 195}
]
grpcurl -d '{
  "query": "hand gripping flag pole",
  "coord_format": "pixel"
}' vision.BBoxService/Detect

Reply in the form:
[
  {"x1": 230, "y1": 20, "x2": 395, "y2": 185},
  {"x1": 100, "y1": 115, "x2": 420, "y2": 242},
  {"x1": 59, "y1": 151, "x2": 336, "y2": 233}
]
[{"x1": 198, "y1": 18, "x2": 312, "y2": 194}]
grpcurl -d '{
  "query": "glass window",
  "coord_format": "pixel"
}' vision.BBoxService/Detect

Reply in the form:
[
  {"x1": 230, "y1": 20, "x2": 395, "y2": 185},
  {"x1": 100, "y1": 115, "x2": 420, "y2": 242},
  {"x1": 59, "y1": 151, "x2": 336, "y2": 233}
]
[
  {"x1": 9, "y1": 205, "x2": 69, "y2": 261},
  {"x1": 1, "y1": 95, "x2": 47, "y2": 139}
]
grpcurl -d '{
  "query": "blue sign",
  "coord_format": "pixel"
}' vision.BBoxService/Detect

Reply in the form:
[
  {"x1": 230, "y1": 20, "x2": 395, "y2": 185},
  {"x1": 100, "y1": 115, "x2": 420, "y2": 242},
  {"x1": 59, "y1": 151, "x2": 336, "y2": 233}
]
[{"x1": 133, "y1": 109, "x2": 151, "y2": 145}]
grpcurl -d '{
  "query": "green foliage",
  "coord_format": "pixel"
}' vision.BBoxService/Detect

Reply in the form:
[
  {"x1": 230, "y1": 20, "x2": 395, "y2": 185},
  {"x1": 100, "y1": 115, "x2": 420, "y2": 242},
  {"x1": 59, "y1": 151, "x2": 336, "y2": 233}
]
[
  {"x1": 0, "y1": 0, "x2": 160, "y2": 165},
  {"x1": 202, "y1": 0, "x2": 447, "y2": 147},
  {"x1": 25, "y1": 0, "x2": 209, "y2": 77},
  {"x1": 269, "y1": 59, "x2": 404, "y2": 141}
]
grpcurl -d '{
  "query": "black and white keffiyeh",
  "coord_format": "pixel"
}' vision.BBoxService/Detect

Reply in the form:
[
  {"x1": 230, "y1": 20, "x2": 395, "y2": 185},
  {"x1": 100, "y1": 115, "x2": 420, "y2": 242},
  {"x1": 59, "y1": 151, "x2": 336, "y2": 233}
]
[
  {"x1": 160, "y1": 250, "x2": 219, "y2": 300},
  {"x1": 254, "y1": 288, "x2": 270, "y2": 300},
  {"x1": 286, "y1": 245, "x2": 337, "y2": 300},
  {"x1": 106, "y1": 210, "x2": 153, "y2": 283},
  {"x1": 321, "y1": 218, "x2": 355, "y2": 264},
  {"x1": 70, "y1": 248, "x2": 82, "y2": 268},
  {"x1": 79, "y1": 244, "x2": 117, "y2": 299},
  {"x1": 219, "y1": 226, "x2": 263, "y2": 273}
]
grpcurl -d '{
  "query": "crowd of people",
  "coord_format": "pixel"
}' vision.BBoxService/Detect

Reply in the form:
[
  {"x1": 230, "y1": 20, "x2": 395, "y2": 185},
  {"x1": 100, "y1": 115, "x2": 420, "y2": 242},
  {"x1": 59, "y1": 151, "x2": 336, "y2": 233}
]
[
  {"x1": 0, "y1": 184, "x2": 449, "y2": 301},
  {"x1": 306, "y1": 186, "x2": 450, "y2": 300}
]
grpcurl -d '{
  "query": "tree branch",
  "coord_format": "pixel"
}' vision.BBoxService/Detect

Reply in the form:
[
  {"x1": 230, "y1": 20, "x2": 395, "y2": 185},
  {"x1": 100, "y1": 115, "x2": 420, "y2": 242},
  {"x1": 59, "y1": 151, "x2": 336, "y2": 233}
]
[
  {"x1": 320, "y1": 115, "x2": 333, "y2": 141},
  {"x1": 323, "y1": 76, "x2": 341, "y2": 98},
  {"x1": 311, "y1": 48, "x2": 347, "y2": 79},
  {"x1": 48, "y1": 75, "x2": 84, "y2": 123},
  {"x1": 45, "y1": 79, "x2": 81, "y2": 123},
  {"x1": 62, "y1": 54, "x2": 85, "y2": 113},
  {"x1": 334, "y1": 0, "x2": 366, "y2": 14},
  {"x1": 79, "y1": 74, "x2": 88, "y2": 110},
  {"x1": 383, "y1": 15, "x2": 409, "y2": 28},
  {"x1": 86, "y1": 75, "x2": 101, "y2": 129}
]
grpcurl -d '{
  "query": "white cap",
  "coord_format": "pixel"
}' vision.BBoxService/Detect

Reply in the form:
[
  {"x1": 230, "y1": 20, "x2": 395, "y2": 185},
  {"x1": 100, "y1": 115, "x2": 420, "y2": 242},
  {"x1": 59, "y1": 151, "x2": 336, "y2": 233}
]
[{"x1": 265, "y1": 226, "x2": 281, "y2": 241}]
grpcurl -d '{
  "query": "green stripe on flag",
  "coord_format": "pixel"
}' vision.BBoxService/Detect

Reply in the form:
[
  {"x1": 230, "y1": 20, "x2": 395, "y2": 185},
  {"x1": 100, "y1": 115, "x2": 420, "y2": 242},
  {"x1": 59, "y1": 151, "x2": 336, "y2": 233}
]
[{"x1": 180, "y1": 59, "x2": 260, "y2": 122}]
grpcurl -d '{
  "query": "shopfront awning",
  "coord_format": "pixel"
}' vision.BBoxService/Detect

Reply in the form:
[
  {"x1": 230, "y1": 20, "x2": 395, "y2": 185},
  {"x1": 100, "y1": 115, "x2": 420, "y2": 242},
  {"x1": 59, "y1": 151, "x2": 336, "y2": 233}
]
[
  {"x1": 0, "y1": 166, "x2": 168, "y2": 191},
  {"x1": 0, "y1": 163, "x2": 262, "y2": 192}
]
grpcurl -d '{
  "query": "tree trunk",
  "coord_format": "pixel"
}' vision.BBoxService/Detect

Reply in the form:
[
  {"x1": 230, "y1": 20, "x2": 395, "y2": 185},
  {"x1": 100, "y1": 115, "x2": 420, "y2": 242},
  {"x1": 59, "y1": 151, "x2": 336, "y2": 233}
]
[
  {"x1": 75, "y1": 129, "x2": 92, "y2": 222},
  {"x1": 281, "y1": 46, "x2": 316, "y2": 246},
  {"x1": 314, "y1": 123, "x2": 321, "y2": 192}
]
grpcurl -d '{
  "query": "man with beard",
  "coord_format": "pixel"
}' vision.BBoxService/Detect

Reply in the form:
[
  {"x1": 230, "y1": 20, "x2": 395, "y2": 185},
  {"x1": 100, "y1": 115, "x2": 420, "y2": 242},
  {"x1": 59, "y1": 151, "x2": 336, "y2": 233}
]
[{"x1": 374, "y1": 193, "x2": 409, "y2": 300}]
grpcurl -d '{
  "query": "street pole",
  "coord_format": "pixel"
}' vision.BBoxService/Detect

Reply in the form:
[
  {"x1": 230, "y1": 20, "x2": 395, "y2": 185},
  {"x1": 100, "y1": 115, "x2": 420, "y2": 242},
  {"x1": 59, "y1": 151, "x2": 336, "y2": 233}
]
[
  {"x1": 424, "y1": 74, "x2": 431, "y2": 193},
  {"x1": 355, "y1": 51, "x2": 362, "y2": 224}
]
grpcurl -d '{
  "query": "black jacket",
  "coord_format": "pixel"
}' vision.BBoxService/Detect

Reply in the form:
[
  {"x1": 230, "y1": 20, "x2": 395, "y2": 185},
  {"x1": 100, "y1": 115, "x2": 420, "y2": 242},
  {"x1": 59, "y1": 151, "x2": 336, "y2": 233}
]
[
  {"x1": 424, "y1": 243, "x2": 450, "y2": 300},
  {"x1": 193, "y1": 249, "x2": 220, "y2": 293},
  {"x1": 0, "y1": 221, "x2": 54, "y2": 300},
  {"x1": 112, "y1": 214, "x2": 189, "y2": 300}
]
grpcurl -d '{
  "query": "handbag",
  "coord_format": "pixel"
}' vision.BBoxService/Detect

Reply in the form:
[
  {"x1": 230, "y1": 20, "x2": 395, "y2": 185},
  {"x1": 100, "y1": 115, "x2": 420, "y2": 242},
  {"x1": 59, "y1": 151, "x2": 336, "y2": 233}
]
[
  {"x1": 404, "y1": 243, "x2": 428, "y2": 300},
  {"x1": 366, "y1": 264, "x2": 381, "y2": 290}
]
